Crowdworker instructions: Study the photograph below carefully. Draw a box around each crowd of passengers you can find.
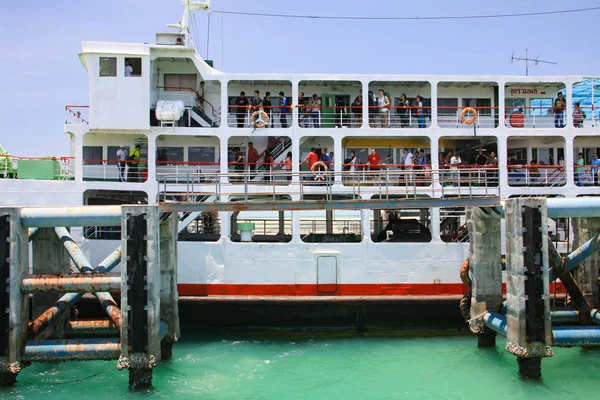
[231,89,428,128]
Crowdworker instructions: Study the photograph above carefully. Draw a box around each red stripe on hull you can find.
[178,283,567,297]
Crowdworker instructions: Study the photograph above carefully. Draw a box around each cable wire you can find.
[212,6,600,21]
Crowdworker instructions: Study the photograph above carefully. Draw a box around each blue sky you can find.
[1,0,598,156]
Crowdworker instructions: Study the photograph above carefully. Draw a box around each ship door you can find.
[321,94,335,128]
[315,252,338,294]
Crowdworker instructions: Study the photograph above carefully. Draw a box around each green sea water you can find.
[2,333,599,400]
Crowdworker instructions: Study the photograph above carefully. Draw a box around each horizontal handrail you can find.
[155,86,216,115]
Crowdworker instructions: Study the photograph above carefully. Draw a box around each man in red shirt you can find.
[247,142,259,175]
[368,148,381,183]
[301,148,320,180]
[368,148,381,171]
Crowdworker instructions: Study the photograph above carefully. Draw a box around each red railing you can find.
[155,86,216,115]
[65,105,89,125]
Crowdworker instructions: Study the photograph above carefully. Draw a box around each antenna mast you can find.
[167,0,211,46]
[511,49,557,76]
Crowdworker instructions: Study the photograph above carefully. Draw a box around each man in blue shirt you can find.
[592,153,600,186]
[279,92,289,128]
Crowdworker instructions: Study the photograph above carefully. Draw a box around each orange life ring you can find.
[461,107,477,125]
[251,110,269,128]
[509,112,525,128]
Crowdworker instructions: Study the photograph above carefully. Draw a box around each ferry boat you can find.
[1,0,599,301]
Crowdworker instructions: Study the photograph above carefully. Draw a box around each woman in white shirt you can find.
[450,153,462,186]
[378,89,390,128]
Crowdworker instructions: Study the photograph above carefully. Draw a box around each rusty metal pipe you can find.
[23,338,120,361]
[98,292,122,330]
[55,227,93,272]
[95,246,122,273]
[64,320,118,336]
[20,206,122,228]
[31,246,123,338]
[21,273,121,294]
[28,227,39,241]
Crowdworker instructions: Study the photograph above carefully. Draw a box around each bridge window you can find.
[157,147,184,165]
[439,206,467,243]
[99,57,116,77]
[83,146,102,165]
[164,74,197,90]
[188,147,216,164]
[180,213,221,242]
[300,210,362,243]
[371,207,431,243]
[124,57,142,77]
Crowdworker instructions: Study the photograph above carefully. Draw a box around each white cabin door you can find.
[316,254,338,294]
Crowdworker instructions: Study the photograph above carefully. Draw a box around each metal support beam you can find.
[64,320,118,337]
[21,274,121,294]
[23,338,120,361]
[120,205,161,389]
[31,246,123,338]
[55,227,93,272]
[0,208,28,386]
[20,206,122,228]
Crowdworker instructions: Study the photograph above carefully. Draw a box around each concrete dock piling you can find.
[466,206,502,347]
[0,205,179,389]
[467,197,600,379]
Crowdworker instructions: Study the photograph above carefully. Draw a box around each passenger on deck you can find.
[486,151,498,185]
[247,142,259,175]
[377,89,390,128]
[281,151,292,181]
[232,147,245,182]
[592,153,600,186]
[127,144,141,183]
[263,149,274,182]
[398,93,409,128]
[335,97,346,128]
[449,152,461,186]
[251,90,262,114]
[575,152,584,186]
[309,94,321,128]
[415,95,425,128]
[116,144,127,183]
[279,92,289,128]
[301,148,319,180]
[234,92,249,128]
[263,91,272,122]
[368,91,377,127]
[368,148,382,181]
[197,81,206,118]
[573,102,585,128]
[553,91,566,128]
[417,150,427,185]
[352,94,362,128]
[297,92,308,127]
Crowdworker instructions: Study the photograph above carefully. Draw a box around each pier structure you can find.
[466,197,600,379]
[0,205,179,388]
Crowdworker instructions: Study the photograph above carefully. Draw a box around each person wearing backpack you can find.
[127,144,141,182]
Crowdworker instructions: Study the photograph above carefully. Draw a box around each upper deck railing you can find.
[65,106,89,125]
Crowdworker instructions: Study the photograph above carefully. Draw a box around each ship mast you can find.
[167,0,211,46]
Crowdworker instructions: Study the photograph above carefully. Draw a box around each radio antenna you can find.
[511,49,557,76]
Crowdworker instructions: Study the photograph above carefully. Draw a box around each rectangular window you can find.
[107,146,130,165]
[438,98,458,116]
[529,98,553,116]
[83,146,103,165]
[157,147,184,164]
[99,57,117,77]
[124,57,142,77]
[164,74,197,91]
[506,98,525,115]
[188,147,216,164]
[463,98,492,116]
